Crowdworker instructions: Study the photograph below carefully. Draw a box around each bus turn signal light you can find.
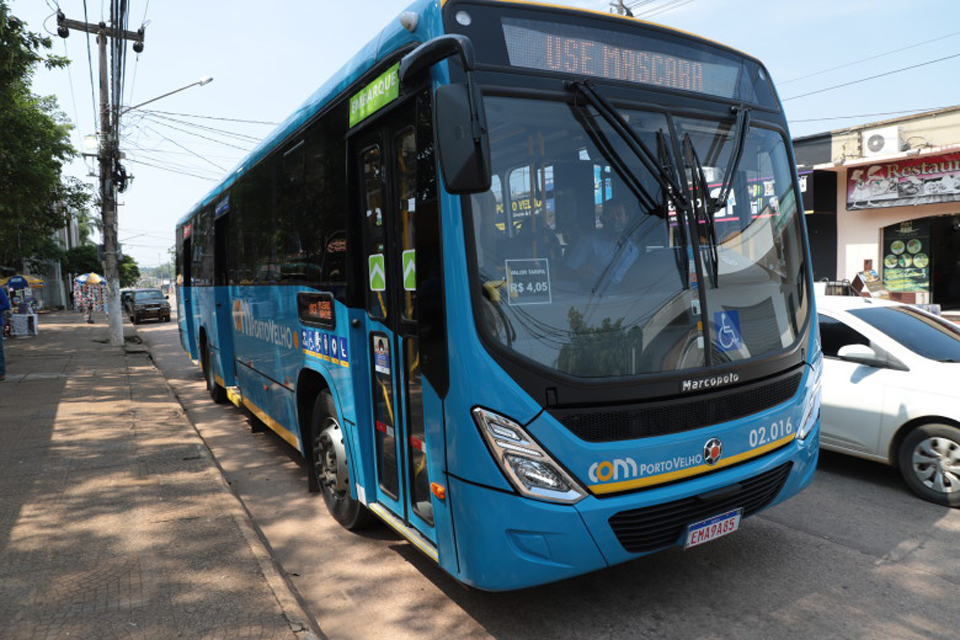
[431,483,446,500]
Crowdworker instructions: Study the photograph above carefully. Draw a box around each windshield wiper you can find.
[680,106,751,288]
[683,134,719,287]
[567,80,694,291]
[568,81,689,212]
[712,106,751,214]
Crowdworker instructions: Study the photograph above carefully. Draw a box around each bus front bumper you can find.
[448,426,817,591]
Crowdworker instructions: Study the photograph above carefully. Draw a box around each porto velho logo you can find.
[588,453,705,484]
[233,299,298,350]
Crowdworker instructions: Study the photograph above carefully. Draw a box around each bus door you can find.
[353,103,436,542]
[180,232,198,358]
[213,209,236,386]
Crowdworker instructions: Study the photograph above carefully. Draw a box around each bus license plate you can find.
[684,508,742,549]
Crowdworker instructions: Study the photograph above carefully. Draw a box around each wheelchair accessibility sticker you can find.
[714,310,743,352]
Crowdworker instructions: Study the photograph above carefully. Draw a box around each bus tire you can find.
[201,341,227,404]
[311,391,372,530]
[898,423,960,507]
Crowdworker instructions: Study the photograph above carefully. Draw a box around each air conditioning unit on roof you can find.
[862,126,902,157]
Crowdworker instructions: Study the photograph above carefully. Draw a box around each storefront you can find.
[794,107,960,311]
[839,150,960,309]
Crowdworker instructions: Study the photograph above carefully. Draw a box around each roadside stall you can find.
[74,273,106,323]
[1,274,43,337]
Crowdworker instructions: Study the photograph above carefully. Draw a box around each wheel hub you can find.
[912,436,960,494]
[316,419,349,498]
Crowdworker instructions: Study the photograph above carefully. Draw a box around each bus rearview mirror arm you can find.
[400,35,491,194]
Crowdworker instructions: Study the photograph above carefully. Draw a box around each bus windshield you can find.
[469,95,808,378]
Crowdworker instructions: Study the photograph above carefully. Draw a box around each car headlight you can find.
[472,407,587,504]
[797,351,822,441]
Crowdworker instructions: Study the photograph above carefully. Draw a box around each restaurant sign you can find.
[847,152,960,210]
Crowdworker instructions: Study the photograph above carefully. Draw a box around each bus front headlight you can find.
[472,407,586,504]
[797,352,822,441]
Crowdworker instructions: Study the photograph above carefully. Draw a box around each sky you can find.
[12,0,960,269]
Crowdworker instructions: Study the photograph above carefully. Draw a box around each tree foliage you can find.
[119,254,140,288]
[61,244,101,276]
[0,2,90,270]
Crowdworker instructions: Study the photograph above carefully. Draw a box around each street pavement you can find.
[0,311,320,640]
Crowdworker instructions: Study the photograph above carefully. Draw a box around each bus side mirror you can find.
[434,83,491,194]
[400,34,491,194]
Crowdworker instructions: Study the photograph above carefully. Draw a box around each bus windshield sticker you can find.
[402,250,417,291]
[374,336,390,375]
[505,258,552,306]
[714,310,744,352]
[301,329,350,368]
[349,62,400,128]
[369,254,387,291]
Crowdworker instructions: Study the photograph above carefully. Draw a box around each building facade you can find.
[794,106,960,310]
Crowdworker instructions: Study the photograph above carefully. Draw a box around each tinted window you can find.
[818,314,870,357]
[134,290,164,301]
[227,101,348,296]
[849,306,960,362]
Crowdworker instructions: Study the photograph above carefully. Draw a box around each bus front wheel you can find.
[311,391,372,530]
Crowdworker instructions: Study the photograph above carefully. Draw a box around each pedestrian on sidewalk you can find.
[0,285,10,380]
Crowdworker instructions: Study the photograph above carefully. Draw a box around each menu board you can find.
[882,221,931,293]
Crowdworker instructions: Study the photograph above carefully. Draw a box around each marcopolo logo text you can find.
[681,372,739,393]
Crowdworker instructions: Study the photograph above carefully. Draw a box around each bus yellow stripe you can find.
[242,397,301,450]
[589,434,796,495]
[368,504,439,562]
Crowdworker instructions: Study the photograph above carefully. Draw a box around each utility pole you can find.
[57,12,144,347]
[612,1,635,17]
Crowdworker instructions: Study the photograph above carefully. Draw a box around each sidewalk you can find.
[0,311,319,639]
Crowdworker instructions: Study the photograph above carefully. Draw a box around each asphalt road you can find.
[135,317,960,640]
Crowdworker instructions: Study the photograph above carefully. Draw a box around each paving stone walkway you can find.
[0,311,318,640]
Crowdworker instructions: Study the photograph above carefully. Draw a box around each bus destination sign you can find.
[502,18,740,98]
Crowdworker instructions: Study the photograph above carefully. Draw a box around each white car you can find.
[816,295,960,507]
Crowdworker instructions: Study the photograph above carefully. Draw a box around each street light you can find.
[120,76,213,115]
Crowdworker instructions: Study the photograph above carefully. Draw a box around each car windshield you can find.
[469,96,808,378]
[849,306,960,362]
[135,290,164,301]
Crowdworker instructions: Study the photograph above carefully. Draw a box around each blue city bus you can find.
[176,0,822,591]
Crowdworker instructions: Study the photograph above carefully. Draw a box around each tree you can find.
[119,255,140,288]
[0,3,91,270]
[61,245,101,276]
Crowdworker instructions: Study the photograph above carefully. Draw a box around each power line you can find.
[125,157,218,181]
[635,0,695,19]
[782,52,960,101]
[137,109,279,126]
[789,107,951,124]
[780,30,960,85]
[82,1,98,125]
[136,111,263,142]
[131,116,255,151]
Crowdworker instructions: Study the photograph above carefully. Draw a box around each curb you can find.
[125,328,325,640]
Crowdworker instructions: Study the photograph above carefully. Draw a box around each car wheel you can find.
[201,342,227,404]
[898,424,960,507]
[310,391,372,530]
[132,314,140,325]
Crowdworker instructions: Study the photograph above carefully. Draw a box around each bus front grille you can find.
[608,462,793,554]
[551,371,803,442]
